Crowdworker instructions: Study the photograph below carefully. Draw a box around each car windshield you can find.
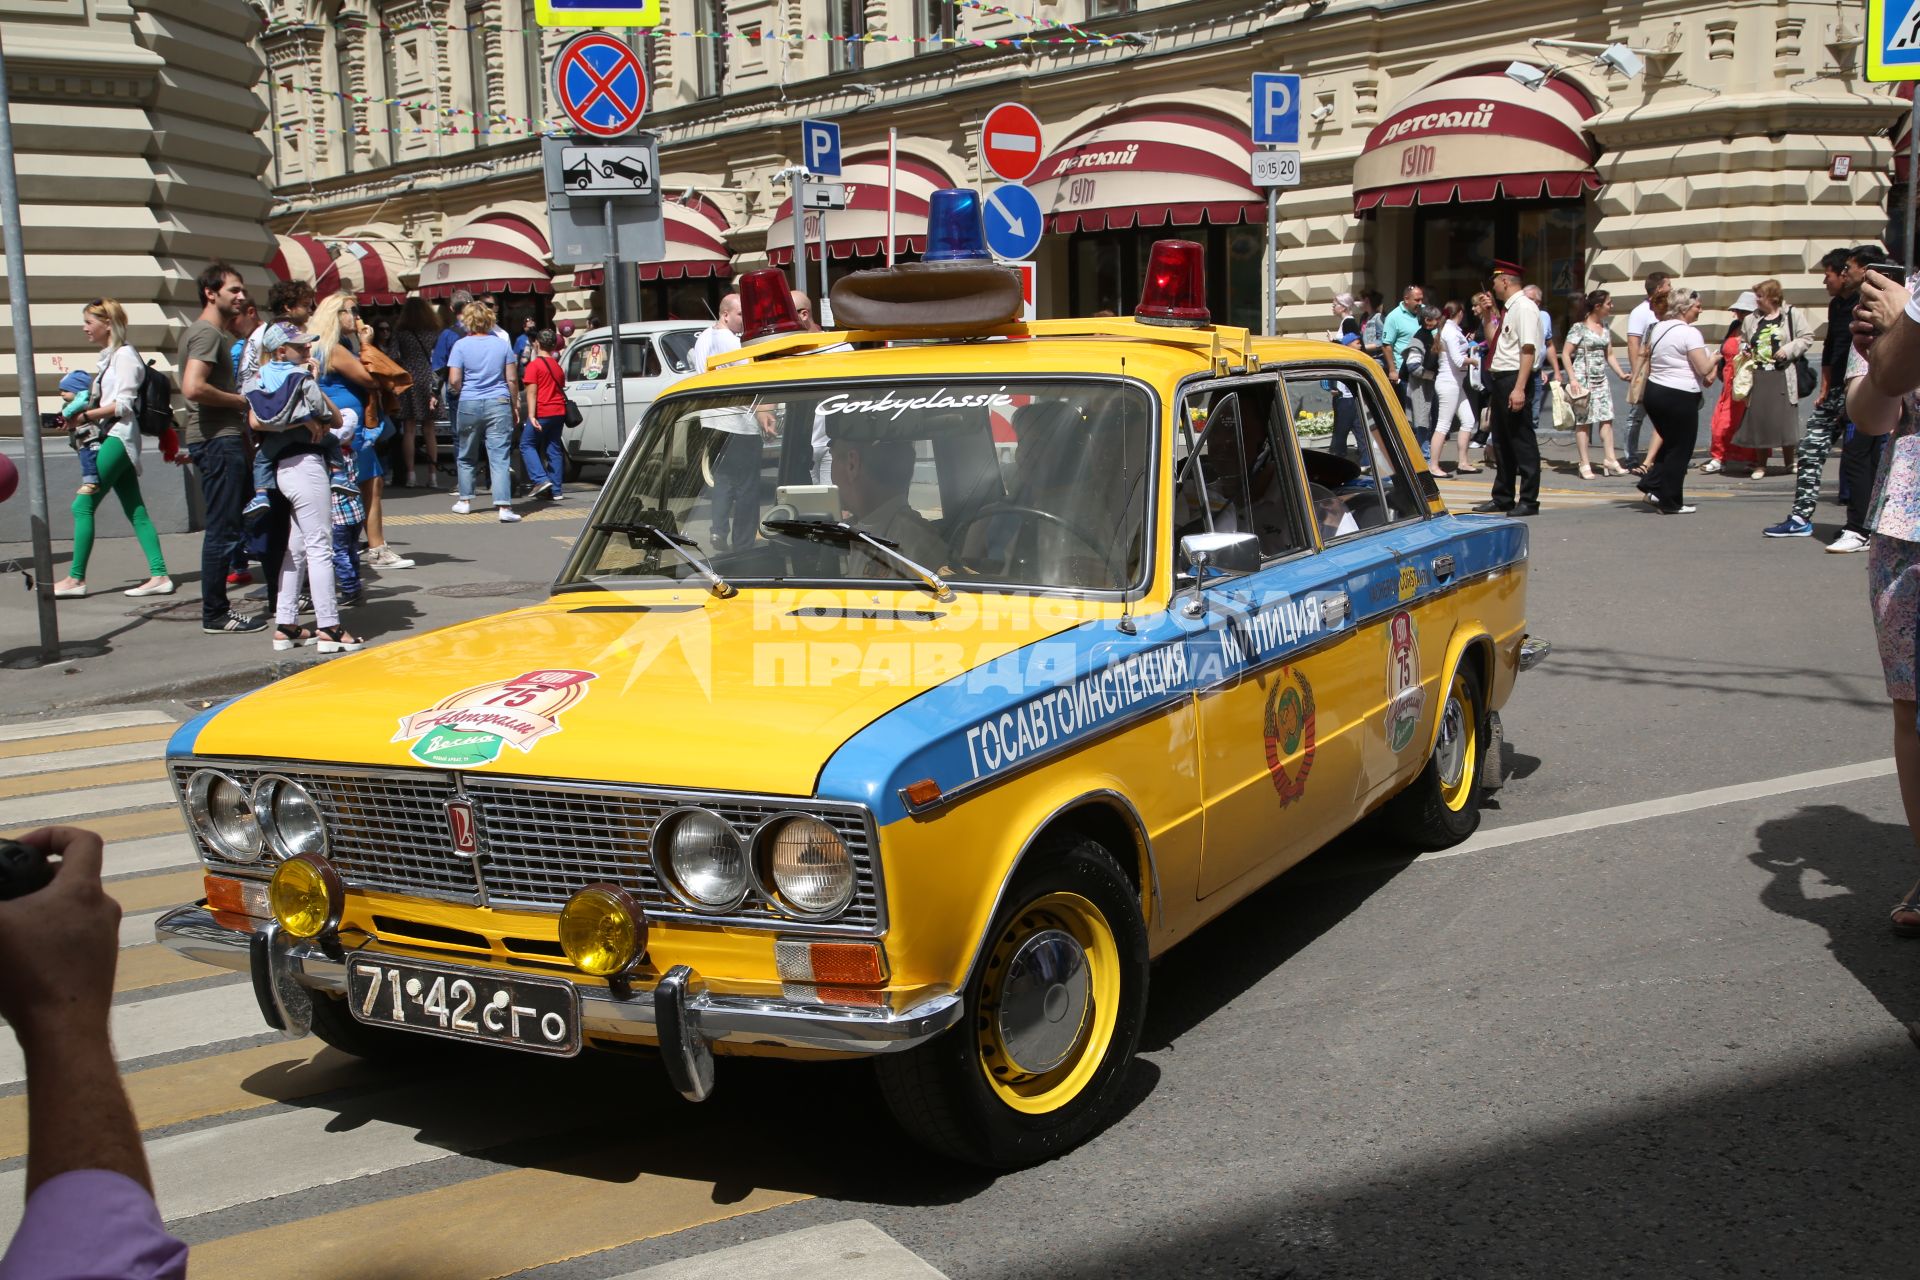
[559,378,1155,594]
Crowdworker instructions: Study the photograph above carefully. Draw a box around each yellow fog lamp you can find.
[559,883,648,977]
[268,852,344,940]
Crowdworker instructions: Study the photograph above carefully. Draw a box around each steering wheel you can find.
[947,502,1119,587]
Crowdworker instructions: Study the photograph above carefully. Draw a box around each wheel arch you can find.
[958,788,1160,996]
[1423,629,1495,758]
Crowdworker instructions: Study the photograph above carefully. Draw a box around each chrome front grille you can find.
[170,762,883,932]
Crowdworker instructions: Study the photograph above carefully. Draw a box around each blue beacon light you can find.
[921,188,992,263]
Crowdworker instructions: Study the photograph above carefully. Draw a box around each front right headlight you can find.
[188,769,263,863]
[761,814,854,919]
[657,807,749,910]
[253,775,326,861]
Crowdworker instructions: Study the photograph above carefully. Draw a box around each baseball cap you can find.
[260,321,319,353]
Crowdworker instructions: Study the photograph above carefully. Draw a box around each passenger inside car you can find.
[830,434,948,573]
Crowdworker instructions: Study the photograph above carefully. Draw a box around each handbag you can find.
[543,356,583,427]
[1566,384,1592,417]
[1730,352,1755,402]
[1629,322,1679,405]
[1549,382,1573,430]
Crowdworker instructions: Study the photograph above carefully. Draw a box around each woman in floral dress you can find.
[1562,290,1629,478]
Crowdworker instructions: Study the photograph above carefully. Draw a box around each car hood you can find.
[180,588,1105,797]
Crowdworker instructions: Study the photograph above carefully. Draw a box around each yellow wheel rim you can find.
[1436,672,1478,813]
[975,891,1121,1115]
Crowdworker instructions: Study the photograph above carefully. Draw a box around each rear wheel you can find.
[563,446,583,484]
[876,837,1148,1168]
[1380,661,1485,849]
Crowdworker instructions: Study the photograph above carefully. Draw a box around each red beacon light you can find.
[1134,239,1211,328]
[739,267,806,342]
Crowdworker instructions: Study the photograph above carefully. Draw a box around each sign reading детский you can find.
[1868,0,1920,81]
[535,0,661,26]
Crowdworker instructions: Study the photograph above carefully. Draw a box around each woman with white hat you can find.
[1700,290,1766,475]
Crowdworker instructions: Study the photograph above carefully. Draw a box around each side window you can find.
[1173,380,1312,560]
[1283,371,1425,542]
[622,338,661,378]
[567,341,609,383]
[659,330,699,374]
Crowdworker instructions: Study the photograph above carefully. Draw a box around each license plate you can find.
[346,958,580,1056]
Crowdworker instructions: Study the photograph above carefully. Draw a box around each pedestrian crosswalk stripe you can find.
[0,721,173,762]
[105,833,203,878]
[183,1160,808,1280]
[0,758,166,800]
[107,868,204,915]
[0,709,172,743]
[0,778,177,828]
[0,979,260,1087]
[0,737,166,780]
[119,908,167,949]
[47,805,183,844]
[611,1219,951,1280]
[116,942,224,995]
[0,1042,374,1164]
[386,506,585,527]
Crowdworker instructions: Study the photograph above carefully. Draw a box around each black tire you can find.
[1379,661,1485,850]
[307,993,445,1063]
[876,837,1148,1168]
[563,447,583,484]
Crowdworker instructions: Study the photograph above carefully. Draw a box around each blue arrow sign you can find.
[982,183,1042,262]
[802,119,842,177]
[1251,72,1301,145]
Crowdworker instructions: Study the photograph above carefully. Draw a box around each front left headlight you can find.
[253,775,327,861]
[188,769,263,863]
[760,814,854,918]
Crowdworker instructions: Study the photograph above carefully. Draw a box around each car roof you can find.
[567,321,710,344]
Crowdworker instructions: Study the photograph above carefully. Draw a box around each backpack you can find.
[133,359,175,437]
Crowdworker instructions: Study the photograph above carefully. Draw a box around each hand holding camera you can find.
[0,828,120,1044]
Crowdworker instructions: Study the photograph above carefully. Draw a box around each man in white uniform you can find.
[690,295,764,550]
[1474,260,1542,518]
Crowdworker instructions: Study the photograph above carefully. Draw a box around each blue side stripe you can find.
[817,513,1525,825]
[166,694,248,759]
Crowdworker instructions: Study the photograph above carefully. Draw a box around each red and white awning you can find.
[576,195,733,287]
[419,211,554,299]
[1024,107,1264,234]
[267,233,348,300]
[765,149,961,265]
[324,234,416,306]
[1352,71,1600,210]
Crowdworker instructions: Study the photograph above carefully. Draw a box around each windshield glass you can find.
[560,378,1155,594]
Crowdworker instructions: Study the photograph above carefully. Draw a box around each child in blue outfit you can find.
[58,368,100,495]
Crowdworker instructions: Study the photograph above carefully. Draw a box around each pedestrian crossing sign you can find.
[535,0,660,26]
[1870,0,1920,81]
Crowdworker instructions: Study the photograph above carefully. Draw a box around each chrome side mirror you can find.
[1178,532,1260,618]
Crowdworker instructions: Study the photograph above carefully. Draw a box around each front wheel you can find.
[1379,661,1485,849]
[307,992,445,1063]
[876,837,1148,1168]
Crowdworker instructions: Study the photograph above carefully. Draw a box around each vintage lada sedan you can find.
[158,227,1542,1169]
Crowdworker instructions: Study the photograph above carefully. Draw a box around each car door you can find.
[1278,366,1446,808]
[1177,375,1365,902]
[564,338,613,458]
[610,335,663,443]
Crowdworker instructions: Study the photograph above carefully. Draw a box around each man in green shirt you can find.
[1380,284,1426,412]
[179,262,264,635]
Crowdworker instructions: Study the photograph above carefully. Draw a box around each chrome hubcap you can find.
[1436,694,1467,789]
[996,928,1090,1075]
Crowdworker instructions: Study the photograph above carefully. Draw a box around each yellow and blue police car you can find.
[158,192,1544,1169]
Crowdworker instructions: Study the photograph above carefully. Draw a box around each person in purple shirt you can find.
[0,827,187,1280]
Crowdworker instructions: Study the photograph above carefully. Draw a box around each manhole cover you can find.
[130,600,205,622]
[427,581,549,599]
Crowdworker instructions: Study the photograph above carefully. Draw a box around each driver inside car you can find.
[830,434,948,575]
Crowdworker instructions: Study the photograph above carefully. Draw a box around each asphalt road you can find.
[2,463,1909,1279]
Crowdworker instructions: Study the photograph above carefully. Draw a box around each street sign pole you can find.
[1909,96,1918,275]
[794,194,808,321]
[1265,188,1278,338]
[816,209,829,318]
[0,27,57,662]
[604,197,628,445]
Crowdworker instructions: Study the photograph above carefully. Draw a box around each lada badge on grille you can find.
[445,800,478,856]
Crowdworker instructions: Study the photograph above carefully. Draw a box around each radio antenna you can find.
[1116,355,1140,636]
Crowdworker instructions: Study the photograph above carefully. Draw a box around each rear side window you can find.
[1173,379,1312,562]
[659,330,699,374]
[1283,371,1425,542]
[566,338,659,381]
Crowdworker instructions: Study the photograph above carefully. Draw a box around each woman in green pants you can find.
[54,298,173,598]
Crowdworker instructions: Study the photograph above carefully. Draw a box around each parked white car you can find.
[559,321,707,476]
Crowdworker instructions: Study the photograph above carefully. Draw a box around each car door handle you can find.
[1430,554,1455,580]
[1319,593,1349,625]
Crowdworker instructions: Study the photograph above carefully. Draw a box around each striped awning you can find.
[1024,107,1264,234]
[576,195,732,287]
[765,148,961,265]
[267,233,348,300]
[1353,72,1600,211]
[418,211,554,299]
[324,233,417,306]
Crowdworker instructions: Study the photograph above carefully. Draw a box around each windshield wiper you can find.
[590,521,736,599]
[762,518,955,603]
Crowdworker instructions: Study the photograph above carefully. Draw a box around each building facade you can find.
[1,0,271,432]
[256,0,1897,342]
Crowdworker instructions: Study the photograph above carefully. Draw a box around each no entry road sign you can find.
[552,32,648,138]
[981,103,1043,183]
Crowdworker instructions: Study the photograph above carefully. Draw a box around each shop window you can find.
[520,0,544,122]
[831,0,865,74]
[1088,0,1133,15]
[1281,372,1423,542]
[329,18,355,175]
[1175,380,1311,560]
[1408,198,1589,337]
[1066,226,1258,327]
[376,18,401,155]
[466,0,491,137]
[694,0,727,98]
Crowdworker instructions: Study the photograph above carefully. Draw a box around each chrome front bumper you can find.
[156,905,962,1094]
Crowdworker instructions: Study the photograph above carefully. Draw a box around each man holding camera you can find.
[0,828,187,1278]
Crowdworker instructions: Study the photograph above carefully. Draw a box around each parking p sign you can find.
[802,119,842,177]
[1252,72,1301,146]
